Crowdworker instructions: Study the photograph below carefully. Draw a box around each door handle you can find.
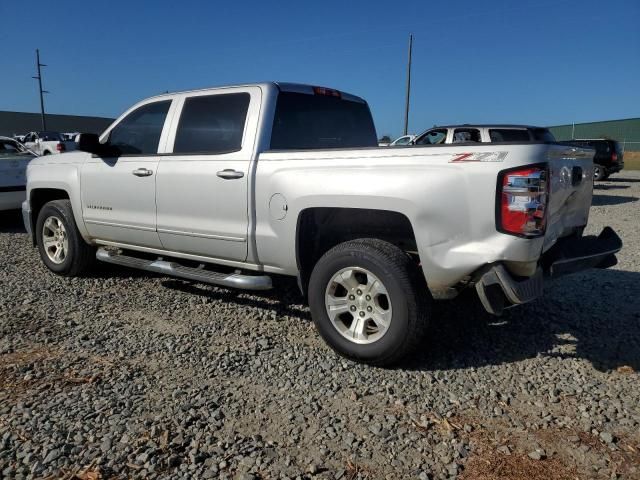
[132,168,153,177]
[216,169,244,179]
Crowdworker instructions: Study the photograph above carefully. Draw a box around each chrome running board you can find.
[96,248,272,291]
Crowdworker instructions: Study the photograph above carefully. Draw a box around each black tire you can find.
[43,151,51,155]
[308,238,431,366]
[35,199,95,276]
[594,165,607,181]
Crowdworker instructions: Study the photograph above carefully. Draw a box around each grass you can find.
[623,151,640,170]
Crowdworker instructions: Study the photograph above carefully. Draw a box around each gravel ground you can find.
[1,172,639,480]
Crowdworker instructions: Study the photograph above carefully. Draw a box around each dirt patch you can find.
[460,451,578,480]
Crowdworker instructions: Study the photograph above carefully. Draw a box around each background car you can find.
[561,139,624,180]
[411,124,556,145]
[22,131,77,155]
[389,134,416,146]
[0,136,37,210]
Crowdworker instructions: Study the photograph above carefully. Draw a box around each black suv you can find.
[562,139,624,180]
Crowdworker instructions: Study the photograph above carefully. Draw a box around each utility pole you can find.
[403,34,413,136]
[33,49,49,131]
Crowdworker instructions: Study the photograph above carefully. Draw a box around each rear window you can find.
[39,132,63,142]
[270,92,377,150]
[489,129,531,142]
[586,141,610,154]
[174,93,250,154]
[531,128,555,142]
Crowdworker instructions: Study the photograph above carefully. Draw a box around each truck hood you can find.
[29,150,89,166]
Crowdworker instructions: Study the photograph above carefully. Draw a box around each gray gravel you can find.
[1,172,640,480]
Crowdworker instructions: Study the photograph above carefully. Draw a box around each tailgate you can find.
[543,145,594,252]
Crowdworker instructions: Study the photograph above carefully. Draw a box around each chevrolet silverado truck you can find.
[22,82,622,366]
[22,131,76,156]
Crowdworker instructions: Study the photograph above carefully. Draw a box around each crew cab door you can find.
[81,99,174,248]
[155,87,261,261]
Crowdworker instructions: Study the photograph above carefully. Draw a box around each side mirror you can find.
[77,133,101,153]
[77,133,119,157]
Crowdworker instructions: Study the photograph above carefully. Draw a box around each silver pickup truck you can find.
[22,82,622,365]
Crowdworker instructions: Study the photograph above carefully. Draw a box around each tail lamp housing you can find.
[496,164,549,238]
[56,142,66,153]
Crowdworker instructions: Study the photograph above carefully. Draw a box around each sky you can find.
[0,0,638,139]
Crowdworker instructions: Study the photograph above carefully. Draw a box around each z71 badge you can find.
[450,151,508,163]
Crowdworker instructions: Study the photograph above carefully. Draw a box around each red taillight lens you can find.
[497,165,548,237]
[612,152,618,162]
[56,142,65,152]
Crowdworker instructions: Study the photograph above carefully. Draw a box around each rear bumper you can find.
[608,163,624,174]
[475,227,622,315]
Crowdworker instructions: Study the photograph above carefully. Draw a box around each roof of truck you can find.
[431,124,548,129]
[145,82,367,103]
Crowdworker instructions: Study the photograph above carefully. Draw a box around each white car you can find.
[389,134,415,146]
[22,131,76,156]
[0,137,37,210]
[412,124,556,145]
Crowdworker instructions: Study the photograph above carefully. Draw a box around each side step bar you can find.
[96,248,272,291]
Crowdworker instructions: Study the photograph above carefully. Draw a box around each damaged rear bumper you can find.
[475,227,622,315]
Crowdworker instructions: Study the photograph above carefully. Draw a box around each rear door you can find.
[81,99,174,248]
[155,87,261,261]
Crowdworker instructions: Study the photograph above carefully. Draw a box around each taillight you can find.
[612,152,618,162]
[56,142,65,152]
[497,165,548,237]
[313,86,341,98]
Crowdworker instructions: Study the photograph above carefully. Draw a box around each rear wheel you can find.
[36,200,95,276]
[594,165,607,181]
[308,238,430,366]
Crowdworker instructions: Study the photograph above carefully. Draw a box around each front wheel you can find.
[308,239,430,366]
[36,200,95,276]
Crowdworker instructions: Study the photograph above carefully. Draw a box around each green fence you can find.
[548,118,640,151]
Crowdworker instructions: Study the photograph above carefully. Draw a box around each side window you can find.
[109,100,171,155]
[452,128,481,143]
[173,93,250,154]
[489,129,530,142]
[415,129,448,145]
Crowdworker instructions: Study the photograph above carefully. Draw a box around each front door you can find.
[155,88,260,262]
[81,99,173,248]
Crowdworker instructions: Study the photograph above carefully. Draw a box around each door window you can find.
[489,129,530,142]
[173,93,250,154]
[109,100,171,155]
[452,128,481,143]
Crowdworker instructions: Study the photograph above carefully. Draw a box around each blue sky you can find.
[0,0,638,138]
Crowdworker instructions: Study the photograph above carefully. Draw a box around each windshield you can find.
[415,129,447,145]
[270,92,377,150]
[39,131,64,142]
[0,139,24,154]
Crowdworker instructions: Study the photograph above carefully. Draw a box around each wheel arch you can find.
[295,207,422,295]
[29,188,70,245]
